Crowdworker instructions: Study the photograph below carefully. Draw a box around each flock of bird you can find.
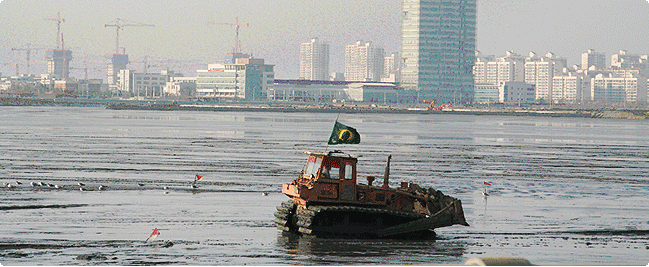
[2,175,271,196]
[2,180,109,191]
[1,180,165,191]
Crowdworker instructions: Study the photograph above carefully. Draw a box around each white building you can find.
[164,76,196,97]
[524,60,553,101]
[381,52,400,83]
[552,73,582,103]
[196,57,274,101]
[474,51,525,85]
[581,49,606,70]
[118,70,172,98]
[501,82,536,104]
[267,79,414,104]
[524,52,567,102]
[474,52,493,84]
[268,80,349,102]
[499,51,526,83]
[299,38,330,81]
[591,73,647,103]
[344,41,385,82]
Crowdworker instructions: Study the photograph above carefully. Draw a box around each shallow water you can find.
[1,106,648,265]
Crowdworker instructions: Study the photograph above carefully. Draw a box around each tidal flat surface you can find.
[1,106,648,265]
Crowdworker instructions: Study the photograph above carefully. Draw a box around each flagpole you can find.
[325,107,343,153]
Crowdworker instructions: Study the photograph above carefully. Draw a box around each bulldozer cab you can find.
[301,151,358,201]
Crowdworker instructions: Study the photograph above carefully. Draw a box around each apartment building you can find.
[344,41,385,82]
[299,38,330,81]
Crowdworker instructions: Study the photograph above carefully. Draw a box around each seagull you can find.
[482,190,489,197]
[78,182,86,186]
[261,192,269,196]
[79,187,85,191]
[15,181,22,185]
[191,184,199,189]
[138,183,145,187]
[30,182,37,187]
[37,181,44,186]
[2,182,8,187]
[163,186,169,190]
[54,185,61,189]
[7,183,13,188]
[98,185,105,191]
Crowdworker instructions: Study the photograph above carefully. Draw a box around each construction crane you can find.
[44,11,65,49]
[11,44,45,75]
[132,55,161,73]
[209,17,249,54]
[70,62,102,80]
[104,18,155,54]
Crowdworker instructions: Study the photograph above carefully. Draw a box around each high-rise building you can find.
[524,52,567,102]
[382,52,400,83]
[474,51,525,85]
[107,54,129,90]
[591,73,647,103]
[344,41,385,82]
[611,50,640,69]
[581,49,606,70]
[46,49,72,80]
[525,60,553,101]
[400,0,476,104]
[552,73,582,103]
[299,38,330,81]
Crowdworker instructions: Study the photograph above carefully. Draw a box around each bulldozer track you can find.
[277,204,431,237]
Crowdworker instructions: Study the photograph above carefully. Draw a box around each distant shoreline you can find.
[1,95,648,119]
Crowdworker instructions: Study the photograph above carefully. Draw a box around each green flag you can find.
[328,121,361,145]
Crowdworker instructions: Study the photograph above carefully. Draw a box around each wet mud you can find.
[1,106,648,265]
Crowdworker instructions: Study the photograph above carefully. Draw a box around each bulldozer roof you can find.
[303,150,361,159]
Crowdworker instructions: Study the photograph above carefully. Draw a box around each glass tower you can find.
[400,0,476,104]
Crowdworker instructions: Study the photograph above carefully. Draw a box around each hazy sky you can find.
[1,0,649,79]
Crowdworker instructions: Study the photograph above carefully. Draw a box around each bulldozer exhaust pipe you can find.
[383,155,391,188]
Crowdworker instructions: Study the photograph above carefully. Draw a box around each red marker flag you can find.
[484,181,492,186]
[195,175,203,182]
[145,228,160,243]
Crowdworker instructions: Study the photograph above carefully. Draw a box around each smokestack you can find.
[382,155,391,188]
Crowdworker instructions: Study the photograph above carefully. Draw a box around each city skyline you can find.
[1,0,649,80]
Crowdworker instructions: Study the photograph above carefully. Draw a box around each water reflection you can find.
[276,232,467,265]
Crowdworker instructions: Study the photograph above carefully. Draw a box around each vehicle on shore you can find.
[274,150,469,238]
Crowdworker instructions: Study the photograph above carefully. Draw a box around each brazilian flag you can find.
[328,121,361,145]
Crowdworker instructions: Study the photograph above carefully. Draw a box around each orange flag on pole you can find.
[145,228,160,243]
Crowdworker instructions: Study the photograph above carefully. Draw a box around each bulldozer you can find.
[274,150,469,238]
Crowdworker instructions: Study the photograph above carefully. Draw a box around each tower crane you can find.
[209,17,249,54]
[70,62,102,80]
[44,11,65,49]
[11,44,45,75]
[104,18,155,54]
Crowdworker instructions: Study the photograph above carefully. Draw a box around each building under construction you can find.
[46,49,72,80]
